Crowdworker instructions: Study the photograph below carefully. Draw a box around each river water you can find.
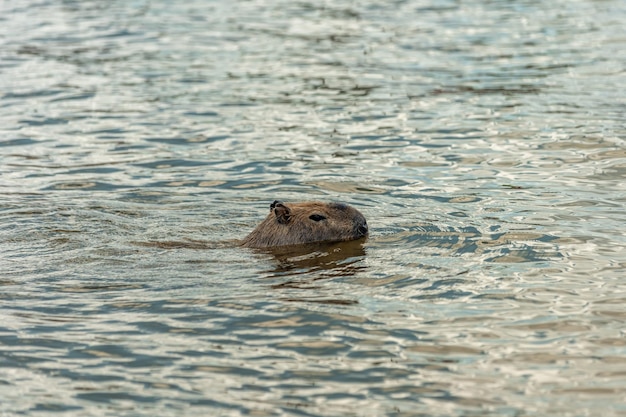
[1,0,625,416]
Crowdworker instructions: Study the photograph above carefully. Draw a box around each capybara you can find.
[242,200,368,248]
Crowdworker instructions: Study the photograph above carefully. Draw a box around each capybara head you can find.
[241,200,368,248]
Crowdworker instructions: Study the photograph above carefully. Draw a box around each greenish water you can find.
[1,0,625,416]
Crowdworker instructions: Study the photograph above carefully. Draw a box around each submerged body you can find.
[242,200,368,248]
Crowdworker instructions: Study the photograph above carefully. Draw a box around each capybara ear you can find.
[270,200,283,211]
[273,202,292,224]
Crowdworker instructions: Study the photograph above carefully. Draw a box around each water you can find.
[1,0,625,415]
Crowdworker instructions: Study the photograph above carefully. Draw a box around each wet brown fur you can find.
[241,200,368,248]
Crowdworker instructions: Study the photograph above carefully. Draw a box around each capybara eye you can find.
[309,214,326,222]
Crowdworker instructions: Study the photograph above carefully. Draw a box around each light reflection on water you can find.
[1,0,626,415]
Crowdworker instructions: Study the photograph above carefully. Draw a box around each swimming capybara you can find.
[241,200,368,248]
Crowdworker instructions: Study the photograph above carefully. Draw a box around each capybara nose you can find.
[357,221,368,237]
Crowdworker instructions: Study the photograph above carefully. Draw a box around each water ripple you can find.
[1,0,625,415]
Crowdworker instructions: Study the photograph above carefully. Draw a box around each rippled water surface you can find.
[1,0,625,415]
